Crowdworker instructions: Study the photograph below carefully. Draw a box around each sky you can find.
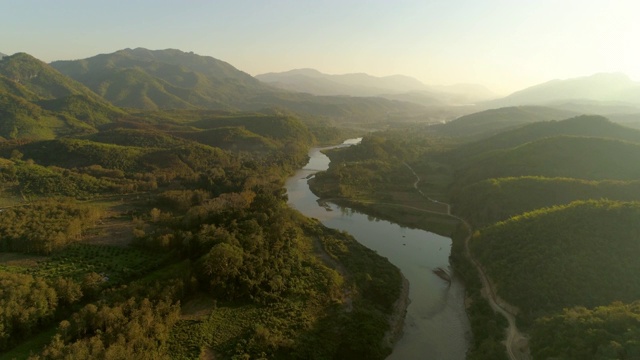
[1,0,639,94]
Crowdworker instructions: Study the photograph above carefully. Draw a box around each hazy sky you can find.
[2,0,638,94]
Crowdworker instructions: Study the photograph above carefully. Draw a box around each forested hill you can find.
[530,301,640,359]
[0,53,110,104]
[453,177,640,227]
[0,54,125,139]
[429,105,577,139]
[51,48,268,110]
[50,48,427,122]
[446,115,640,226]
[470,200,640,323]
[452,136,640,188]
[447,115,640,161]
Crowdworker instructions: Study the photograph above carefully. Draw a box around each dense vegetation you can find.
[530,301,640,359]
[451,136,640,189]
[5,46,640,359]
[453,176,640,227]
[0,199,102,254]
[470,200,640,323]
[309,113,640,359]
[0,49,410,359]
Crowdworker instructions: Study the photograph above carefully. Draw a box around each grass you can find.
[22,243,170,284]
[168,301,287,360]
[0,195,27,208]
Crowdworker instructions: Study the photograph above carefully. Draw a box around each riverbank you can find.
[312,194,459,237]
[383,273,410,348]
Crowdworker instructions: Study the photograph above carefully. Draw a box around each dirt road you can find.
[403,162,530,360]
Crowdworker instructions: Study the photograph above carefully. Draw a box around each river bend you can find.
[285,139,471,359]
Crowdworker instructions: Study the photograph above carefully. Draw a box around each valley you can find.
[0,46,639,360]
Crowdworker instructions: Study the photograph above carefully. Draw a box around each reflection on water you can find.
[285,139,471,360]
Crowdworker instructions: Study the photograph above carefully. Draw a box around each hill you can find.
[470,200,640,323]
[530,301,640,359]
[0,53,109,103]
[488,72,640,107]
[453,136,640,188]
[447,115,640,160]
[430,106,577,139]
[0,54,126,139]
[453,176,640,227]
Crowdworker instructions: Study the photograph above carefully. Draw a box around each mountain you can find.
[0,52,6,59]
[0,53,111,103]
[448,115,640,159]
[51,48,270,110]
[430,106,577,139]
[257,68,496,105]
[470,199,640,322]
[51,48,427,122]
[0,53,124,139]
[488,73,640,107]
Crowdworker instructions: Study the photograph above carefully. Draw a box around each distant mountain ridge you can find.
[448,115,640,161]
[431,106,577,139]
[488,72,640,107]
[256,68,497,105]
[49,48,427,121]
[51,48,270,110]
[257,68,429,95]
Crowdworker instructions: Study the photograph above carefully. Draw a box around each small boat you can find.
[432,266,451,284]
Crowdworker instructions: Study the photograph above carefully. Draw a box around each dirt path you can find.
[402,162,451,215]
[402,162,530,360]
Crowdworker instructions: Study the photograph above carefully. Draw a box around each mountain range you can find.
[486,73,640,108]
[256,68,498,105]
[48,48,427,122]
[1,47,638,141]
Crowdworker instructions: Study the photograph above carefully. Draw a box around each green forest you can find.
[0,51,410,360]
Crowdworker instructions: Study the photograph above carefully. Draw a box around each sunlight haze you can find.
[1,0,638,94]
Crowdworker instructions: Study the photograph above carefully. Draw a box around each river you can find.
[285,139,471,359]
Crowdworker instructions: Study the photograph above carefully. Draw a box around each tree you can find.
[199,242,244,296]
